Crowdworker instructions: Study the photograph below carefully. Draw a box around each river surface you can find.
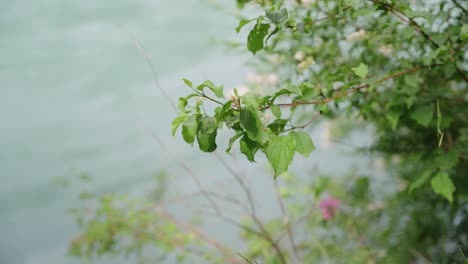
[0,1,384,263]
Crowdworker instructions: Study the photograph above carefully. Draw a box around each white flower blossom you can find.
[268,54,281,64]
[294,51,306,61]
[378,44,393,56]
[346,29,367,41]
[246,72,279,87]
[266,74,279,86]
[300,0,315,7]
[225,85,249,100]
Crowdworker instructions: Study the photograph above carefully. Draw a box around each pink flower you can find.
[319,197,340,220]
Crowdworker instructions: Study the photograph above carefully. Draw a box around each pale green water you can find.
[0,1,383,263]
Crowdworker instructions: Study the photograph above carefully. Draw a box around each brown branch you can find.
[284,111,322,132]
[276,65,431,109]
[156,207,244,264]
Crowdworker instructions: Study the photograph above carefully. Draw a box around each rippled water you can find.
[0,1,382,263]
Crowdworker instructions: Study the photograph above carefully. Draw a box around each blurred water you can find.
[0,1,386,263]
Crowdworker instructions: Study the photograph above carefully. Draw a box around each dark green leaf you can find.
[411,104,433,127]
[247,23,270,55]
[240,135,260,162]
[197,116,218,152]
[290,131,315,157]
[240,107,259,140]
[435,148,460,170]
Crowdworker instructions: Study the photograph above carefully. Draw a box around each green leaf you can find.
[266,8,288,25]
[461,24,468,41]
[198,80,224,98]
[265,135,296,178]
[226,132,243,154]
[431,171,455,203]
[178,97,188,112]
[351,63,368,79]
[411,104,433,127]
[435,148,460,170]
[271,105,281,118]
[197,117,218,152]
[240,107,260,140]
[247,22,270,55]
[183,78,194,88]
[386,109,402,130]
[286,85,302,95]
[240,135,260,162]
[182,115,198,144]
[236,19,255,33]
[409,170,433,192]
[172,113,187,136]
[290,131,315,157]
[344,0,363,10]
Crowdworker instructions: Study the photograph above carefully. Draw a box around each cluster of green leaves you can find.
[172,78,316,177]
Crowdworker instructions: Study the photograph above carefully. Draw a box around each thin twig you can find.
[274,180,302,263]
[276,65,433,109]
[214,153,288,264]
[121,28,178,112]
[156,207,244,264]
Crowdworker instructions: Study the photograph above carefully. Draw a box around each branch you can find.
[277,65,433,109]
[284,111,322,132]
[274,180,302,263]
[214,153,288,264]
[156,207,244,264]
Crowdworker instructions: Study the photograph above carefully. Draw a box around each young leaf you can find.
[345,0,363,10]
[247,23,270,55]
[351,63,369,79]
[430,171,455,203]
[183,78,194,88]
[271,104,281,118]
[290,131,315,157]
[171,113,187,136]
[411,104,433,127]
[386,109,402,130]
[265,8,288,25]
[182,115,198,144]
[197,116,218,152]
[266,135,296,178]
[199,80,224,98]
[240,135,260,162]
